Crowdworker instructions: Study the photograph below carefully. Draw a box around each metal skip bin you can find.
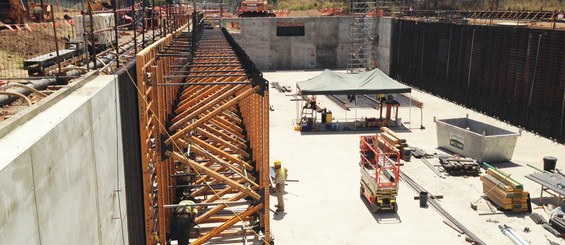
[435,115,520,163]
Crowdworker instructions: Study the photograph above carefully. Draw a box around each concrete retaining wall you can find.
[0,75,129,244]
[222,17,393,73]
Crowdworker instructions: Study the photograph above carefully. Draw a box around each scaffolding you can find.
[347,0,406,73]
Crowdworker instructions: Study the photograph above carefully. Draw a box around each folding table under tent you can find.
[296,69,417,131]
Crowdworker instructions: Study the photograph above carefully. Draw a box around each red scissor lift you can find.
[359,134,400,213]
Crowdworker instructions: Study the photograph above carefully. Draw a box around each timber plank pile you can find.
[380,127,410,161]
[439,156,481,176]
[480,164,530,212]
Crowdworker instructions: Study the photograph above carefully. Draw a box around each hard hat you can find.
[274,160,281,166]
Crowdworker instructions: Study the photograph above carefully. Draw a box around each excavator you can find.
[237,0,275,17]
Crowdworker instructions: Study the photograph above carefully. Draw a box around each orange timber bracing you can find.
[135,12,271,244]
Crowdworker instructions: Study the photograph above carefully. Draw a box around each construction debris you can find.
[439,155,481,176]
[543,223,562,237]
[270,82,291,93]
[410,147,428,159]
[480,163,530,213]
[530,213,548,224]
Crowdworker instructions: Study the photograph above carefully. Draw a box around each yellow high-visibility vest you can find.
[177,200,198,215]
[275,167,287,184]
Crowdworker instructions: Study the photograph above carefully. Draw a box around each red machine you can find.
[359,134,400,213]
[237,0,275,17]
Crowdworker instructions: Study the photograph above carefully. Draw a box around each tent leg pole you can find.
[409,92,412,130]
[355,95,357,130]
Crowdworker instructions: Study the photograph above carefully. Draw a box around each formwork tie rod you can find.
[164,201,250,208]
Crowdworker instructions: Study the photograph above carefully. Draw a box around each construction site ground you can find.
[266,70,565,245]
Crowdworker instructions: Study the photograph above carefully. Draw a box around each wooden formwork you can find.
[135,16,270,244]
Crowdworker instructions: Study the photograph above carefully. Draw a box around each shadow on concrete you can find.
[486,161,522,169]
[299,123,412,136]
[375,212,402,224]
[530,197,559,207]
[273,211,287,220]
[359,195,402,224]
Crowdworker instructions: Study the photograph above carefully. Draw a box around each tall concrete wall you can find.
[375,17,392,74]
[0,75,129,244]
[222,17,393,73]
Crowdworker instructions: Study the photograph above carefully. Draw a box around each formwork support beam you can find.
[168,151,261,201]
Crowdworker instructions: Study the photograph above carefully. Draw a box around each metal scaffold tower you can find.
[348,0,376,73]
[347,0,406,73]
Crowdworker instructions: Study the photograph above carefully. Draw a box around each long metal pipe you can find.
[400,170,486,245]
[499,225,528,245]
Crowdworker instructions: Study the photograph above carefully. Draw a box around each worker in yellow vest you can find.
[274,160,287,212]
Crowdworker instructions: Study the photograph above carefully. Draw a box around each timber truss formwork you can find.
[135,12,270,244]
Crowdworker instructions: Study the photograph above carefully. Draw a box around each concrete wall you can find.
[0,75,128,244]
[375,17,392,74]
[222,16,393,73]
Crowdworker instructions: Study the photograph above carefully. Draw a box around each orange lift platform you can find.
[359,134,400,213]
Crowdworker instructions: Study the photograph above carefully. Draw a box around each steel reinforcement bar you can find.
[135,12,270,244]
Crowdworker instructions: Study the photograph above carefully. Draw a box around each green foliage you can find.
[273,0,564,11]
[274,0,345,11]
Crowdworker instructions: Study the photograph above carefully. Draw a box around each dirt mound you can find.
[0,29,66,58]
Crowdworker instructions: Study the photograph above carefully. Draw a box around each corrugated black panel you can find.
[391,20,565,143]
[116,60,146,244]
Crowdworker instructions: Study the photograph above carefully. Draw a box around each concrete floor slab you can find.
[266,70,565,245]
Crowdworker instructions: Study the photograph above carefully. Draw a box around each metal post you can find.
[420,28,425,88]
[113,0,120,68]
[152,0,155,42]
[467,28,476,91]
[159,1,163,37]
[560,86,565,142]
[87,0,97,69]
[142,0,146,48]
[132,4,137,53]
[81,0,89,72]
[526,34,543,124]
[51,10,62,80]
[553,11,557,30]
[445,27,452,82]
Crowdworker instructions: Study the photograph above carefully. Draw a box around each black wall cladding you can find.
[390,20,565,143]
[116,60,146,244]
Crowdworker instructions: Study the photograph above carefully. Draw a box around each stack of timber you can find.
[438,155,481,176]
[480,165,530,212]
[380,127,411,161]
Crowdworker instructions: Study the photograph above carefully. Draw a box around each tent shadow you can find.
[298,122,413,135]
